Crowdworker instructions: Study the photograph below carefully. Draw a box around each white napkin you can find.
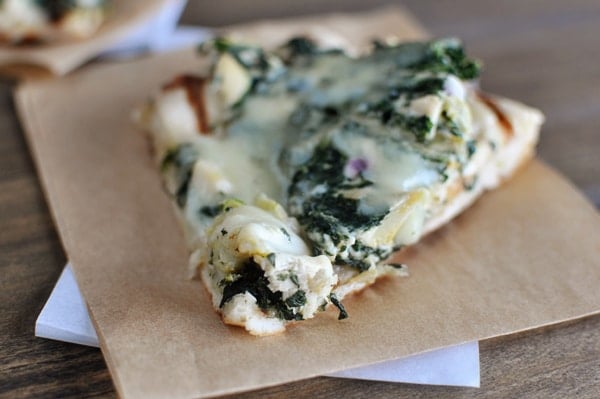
[36,265,99,347]
[37,264,480,387]
[33,1,480,387]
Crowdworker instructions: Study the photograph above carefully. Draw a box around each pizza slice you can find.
[136,36,544,335]
[0,0,108,44]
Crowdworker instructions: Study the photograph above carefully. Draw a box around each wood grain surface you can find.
[1,1,598,397]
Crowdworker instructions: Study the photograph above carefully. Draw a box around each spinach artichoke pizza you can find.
[0,0,108,44]
[136,37,544,335]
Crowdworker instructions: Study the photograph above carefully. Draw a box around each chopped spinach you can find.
[287,143,393,270]
[372,41,431,68]
[174,170,193,207]
[289,272,300,288]
[389,76,446,100]
[285,290,307,307]
[211,37,231,53]
[395,115,434,143]
[371,39,481,81]
[409,39,481,80]
[289,143,387,233]
[335,255,370,272]
[278,37,344,65]
[308,193,384,232]
[266,253,277,266]
[160,144,198,207]
[336,241,392,272]
[280,227,291,241]
[366,99,433,142]
[219,260,303,321]
[200,204,223,218]
[208,37,269,71]
[439,110,462,137]
[275,271,300,288]
[329,293,348,320]
[160,143,196,171]
[284,37,318,56]
[467,140,477,158]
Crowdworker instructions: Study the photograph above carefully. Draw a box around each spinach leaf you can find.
[285,290,307,308]
[289,143,386,232]
[160,144,198,208]
[200,204,223,218]
[410,40,481,80]
[367,99,433,142]
[219,260,303,321]
[329,293,348,320]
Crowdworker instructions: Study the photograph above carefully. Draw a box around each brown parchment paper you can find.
[15,6,600,399]
[0,0,174,76]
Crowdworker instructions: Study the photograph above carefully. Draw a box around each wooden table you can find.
[1,1,598,397]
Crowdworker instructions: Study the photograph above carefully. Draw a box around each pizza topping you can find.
[160,143,198,207]
[138,36,543,334]
[0,0,108,44]
[329,293,348,320]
